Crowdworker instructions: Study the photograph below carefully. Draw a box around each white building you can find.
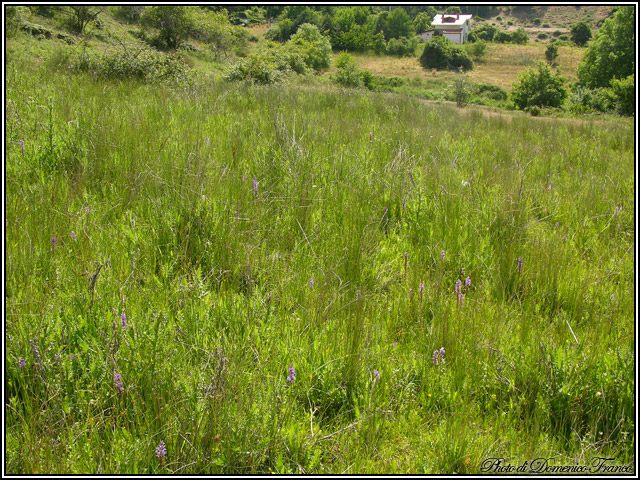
[431,13,473,44]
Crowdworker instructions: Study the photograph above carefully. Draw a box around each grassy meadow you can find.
[5,23,636,475]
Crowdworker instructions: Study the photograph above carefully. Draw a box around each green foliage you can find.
[288,23,332,71]
[452,70,471,107]
[545,43,559,64]
[419,36,474,71]
[494,30,513,43]
[532,18,542,25]
[334,52,364,87]
[67,6,102,34]
[115,5,145,23]
[570,21,592,46]
[385,7,413,40]
[413,11,435,34]
[468,24,496,42]
[265,7,320,42]
[464,39,487,60]
[511,61,568,110]
[190,9,248,58]
[225,42,307,84]
[537,32,548,40]
[577,6,634,88]
[610,74,635,116]
[511,27,529,44]
[141,6,195,50]
[329,7,375,52]
[5,6,25,36]
[72,45,191,83]
[473,83,508,101]
[566,85,616,114]
[385,36,418,57]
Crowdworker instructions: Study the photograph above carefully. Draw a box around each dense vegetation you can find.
[4,5,636,474]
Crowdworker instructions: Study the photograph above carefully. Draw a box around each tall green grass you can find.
[5,46,634,474]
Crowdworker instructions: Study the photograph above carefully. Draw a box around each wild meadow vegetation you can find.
[4,5,635,475]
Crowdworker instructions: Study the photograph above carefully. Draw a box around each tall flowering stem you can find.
[253,176,258,198]
[156,440,166,464]
[287,364,296,384]
[432,347,445,366]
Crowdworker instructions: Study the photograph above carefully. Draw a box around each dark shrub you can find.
[419,36,474,71]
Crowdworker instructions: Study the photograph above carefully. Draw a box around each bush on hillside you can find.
[494,30,512,43]
[511,61,567,110]
[334,52,364,88]
[419,36,474,71]
[116,5,145,23]
[468,24,496,42]
[577,6,634,89]
[570,21,592,46]
[288,23,331,71]
[141,6,195,50]
[474,83,508,101]
[224,42,307,85]
[73,46,191,83]
[545,43,559,64]
[610,74,634,116]
[566,85,616,114]
[265,18,296,42]
[465,39,487,60]
[512,27,529,44]
[386,36,418,57]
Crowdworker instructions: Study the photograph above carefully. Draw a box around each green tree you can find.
[570,21,592,46]
[511,62,567,110]
[141,6,194,49]
[545,43,559,64]
[511,27,529,44]
[385,7,413,40]
[335,52,364,87]
[413,9,436,33]
[577,6,634,88]
[68,6,102,34]
[329,7,373,51]
[288,23,332,71]
[610,74,634,116]
[419,36,474,71]
[465,39,487,60]
[386,36,418,57]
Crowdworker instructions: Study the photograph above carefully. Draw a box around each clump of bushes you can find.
[566,85,616,114]
[386,36,418,57]
[287,23,331,72]
[334,52,366,88]
[73,46,191,83]
[610,74,634,115]
[224,42,306,85]
[225,25,332,85]
[511,61,567,110]
[419,36,474,71]
[465,39,487,60]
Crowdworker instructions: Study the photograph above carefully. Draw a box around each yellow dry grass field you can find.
[329,43,584,91]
